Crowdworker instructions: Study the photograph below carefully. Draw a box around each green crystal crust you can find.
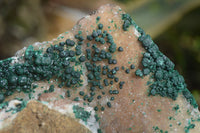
[0,42,84,98]
[0,98,27,114]
[121,13,198,108]
[73,105,91,123]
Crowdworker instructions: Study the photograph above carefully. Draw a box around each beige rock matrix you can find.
[0,4,199,133]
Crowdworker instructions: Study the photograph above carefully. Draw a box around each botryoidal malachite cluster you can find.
[0,43,85,100]
[122,14,198,108]
[0,16,127,114]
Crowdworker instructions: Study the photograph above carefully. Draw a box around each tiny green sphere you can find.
[109,90,113,94]
[97,129,102,133]
[155,70,163,80]
[156,57,164,66]
[94,106,98,111]
[125,69,130,74]
[66,90,71,97]
[99,38,105,44]
[44,90,49,93]
[65,67,72,74]
[59,41,65,46]
[102,70,107,75]
[110,97,115,101]
[74,34,79,39]
[73,72,81,78]
[150,89,157,96]
[35,57,41,65]
[101,107,105,111]
[111,69,116,74]
[130,64,135,69]
[110,81,114,85]
[98,23,103,29]
[42,57,52,65]
[118,47,123,52]
[97,95,102,99]
[46,47,54,53]
[96,16,100,21]
[103,66,107,70]
[69,51,75,57]
[78,41,83,45]
[107,102,112,108]
[92,31,98,38]
[112,59,117,64]
[0,94,5,103]
[16,67,24,75]
[90,92,95,96]
[87,35,93,41]
[95,37,100,42]
[66,39,75,46]
[78,36,84,41]
[90,86,95,91]
[71,79,78,85]
[87,43,90,47]
[112,90,119,94]
[119,81,125,86]
[135,69,143,77]
[8,75,18,85]
[114,67,119,71]
[97,30,102,35]
[103,79,109,86]
[119,81,125,89]
[114,77,119,82]
[76,50,82,55]
[88,97,93,102]
[62,60,70,67]
[83,95,89,101]
[143,68,150,75]
[99,85,103,89]
[87,73,94,80]
[108,59,112,64]
[167,88,173,94]
[18,76,27,86]
[49,85,54,92]
[79,91,85,96]
[79,56,86,62]
[109,43,117,53]
[74,97,79,101]
[16,86,21,92]
[66,81,71,87]
[59,51,67,58]
[142,34,153,47]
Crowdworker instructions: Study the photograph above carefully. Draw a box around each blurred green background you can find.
[0,0,200,105]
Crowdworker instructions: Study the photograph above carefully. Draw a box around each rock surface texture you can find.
[0,4,200,133]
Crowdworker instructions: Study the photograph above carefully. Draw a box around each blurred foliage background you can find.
[0,0,200,105]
